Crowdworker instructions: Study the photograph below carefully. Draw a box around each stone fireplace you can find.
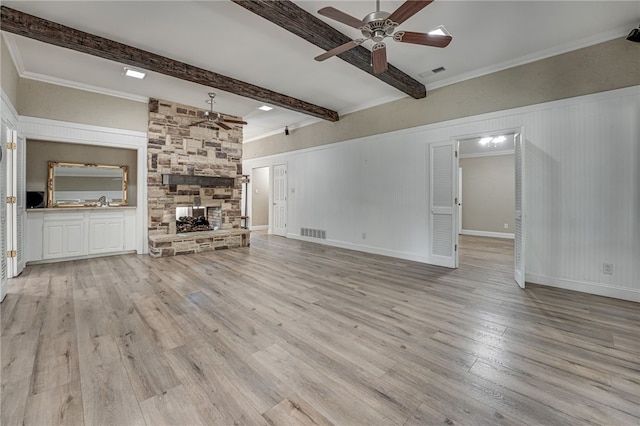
[146,98,249,258]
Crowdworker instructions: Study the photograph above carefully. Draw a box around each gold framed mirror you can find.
[47,161,128,207]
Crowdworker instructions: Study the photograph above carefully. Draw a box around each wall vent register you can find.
[301,228,326,239]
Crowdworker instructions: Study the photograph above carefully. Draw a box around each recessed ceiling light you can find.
[124,67,146,79]
[258,105,273,111]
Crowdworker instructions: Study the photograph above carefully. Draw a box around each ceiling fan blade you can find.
[387,0,434,25]
[223,119,248,125]
[216,121,232,131]
[315,39,364,61]
[318,7,364,29]
[393,31,452,48]
[372,43,388,74]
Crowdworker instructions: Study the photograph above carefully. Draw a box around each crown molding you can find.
[424,27,630,91]
[21,71,150,103]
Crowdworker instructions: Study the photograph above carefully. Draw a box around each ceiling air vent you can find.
[431,66,446,74]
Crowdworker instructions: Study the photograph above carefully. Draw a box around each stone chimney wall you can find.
[147,98,243,237]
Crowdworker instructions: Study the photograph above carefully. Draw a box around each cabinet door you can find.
[43,219,85,259]
[89,218,124,254]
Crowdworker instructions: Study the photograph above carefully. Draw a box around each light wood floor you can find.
[2,233,639,425]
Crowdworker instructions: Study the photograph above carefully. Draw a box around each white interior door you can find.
[4,125,18,283]
[430,141,458,268]
[1,124,7,300]
[15,134,25,276]
[514,133,525,288]
[272,164,287,236]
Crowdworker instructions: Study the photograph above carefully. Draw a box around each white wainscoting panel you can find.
[244,86,639,301]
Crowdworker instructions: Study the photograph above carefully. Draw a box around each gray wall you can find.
[244,37,640,159]
[17,79,148,132]
[251,166,269,227]
[460,155,515,234]
[26,140,138,205]
[1,35,19,107]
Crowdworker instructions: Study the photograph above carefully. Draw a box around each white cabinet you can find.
[27,207,136,263]
[43,213,86,259]
[89,212,125,254]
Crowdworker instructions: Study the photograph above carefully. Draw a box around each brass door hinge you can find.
[455,244,458,252]
[7,142,16,150]
[455,151,458,158]
[7,250,16,258]
[6,196,16,204]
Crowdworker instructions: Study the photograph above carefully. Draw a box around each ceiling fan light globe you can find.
[372,30,387,42]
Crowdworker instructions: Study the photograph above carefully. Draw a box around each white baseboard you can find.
[287,233,429,264]
[526,273,639,303]
[250,225,268,231]
[283,233,638,303]
[461,229,514,239]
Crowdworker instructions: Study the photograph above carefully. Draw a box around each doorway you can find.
[456,132,524,288]
[251,167,269,230]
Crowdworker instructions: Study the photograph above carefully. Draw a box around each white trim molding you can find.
[288,233,430,265]
[459,149,514,159]
[1,90,19,126]
[527,274,640,303]
[424,27,631,91]
[19,116,146,147]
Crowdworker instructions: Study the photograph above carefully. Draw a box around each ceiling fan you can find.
[191,92,247,131]
[315,0,452,74]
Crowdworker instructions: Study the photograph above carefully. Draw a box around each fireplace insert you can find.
[176,205,221,233]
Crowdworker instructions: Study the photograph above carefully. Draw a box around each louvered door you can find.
[1,123,7,298]
[514,133,525,288]
[429,141,458,268]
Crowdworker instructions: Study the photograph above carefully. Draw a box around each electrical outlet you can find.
[362,233,367,240]
[504,223,509,229]
[602,263,613,275]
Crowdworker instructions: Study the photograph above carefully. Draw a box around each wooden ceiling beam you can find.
[231,0,427,99]
[0,6,339,122]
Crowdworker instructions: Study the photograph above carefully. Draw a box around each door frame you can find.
[513,132,525,288]
[458,167,463,235]
[453,128,525,287]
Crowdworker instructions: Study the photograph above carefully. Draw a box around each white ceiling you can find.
[3,1,638,142]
